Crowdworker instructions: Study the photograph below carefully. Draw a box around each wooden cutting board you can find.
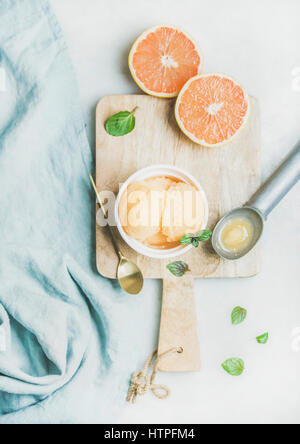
[95,94,261,372]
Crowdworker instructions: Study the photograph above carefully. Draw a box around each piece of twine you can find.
[126,346,183,404]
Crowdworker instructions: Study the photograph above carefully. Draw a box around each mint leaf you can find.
[179,230,212,248]
[167,261,190,277]
[256,333,269,344]
[231,306,247,325]
[222,358,245,376]
[105,110,136,136]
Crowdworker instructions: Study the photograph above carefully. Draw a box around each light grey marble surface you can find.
[51,0,300,424]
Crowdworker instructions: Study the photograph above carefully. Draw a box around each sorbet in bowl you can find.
[115,165,209,259]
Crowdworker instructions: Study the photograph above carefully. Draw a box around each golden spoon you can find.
[89,174,144,295]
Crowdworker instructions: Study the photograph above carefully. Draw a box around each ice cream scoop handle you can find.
[249,140,300,219]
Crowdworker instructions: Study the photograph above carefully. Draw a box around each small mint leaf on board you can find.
[256,332,269,344]
[222,358,245,376]
[105,109,136,137]
[167,261,190,277]
[231,306,247,325]
[179,230,212,248]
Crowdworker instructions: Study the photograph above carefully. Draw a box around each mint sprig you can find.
[179,230,212,248]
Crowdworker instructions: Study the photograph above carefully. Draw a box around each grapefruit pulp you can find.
[175,73,250,147]
[129,25,203,98]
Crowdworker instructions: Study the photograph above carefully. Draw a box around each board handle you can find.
[157,275,201,372]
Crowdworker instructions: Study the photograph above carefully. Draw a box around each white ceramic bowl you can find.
[115,165,209,259]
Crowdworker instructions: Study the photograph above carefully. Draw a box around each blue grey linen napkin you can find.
[0,0,146,424]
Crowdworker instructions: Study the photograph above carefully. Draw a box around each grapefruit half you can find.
[175,73,250,147]
[129,25,203,98]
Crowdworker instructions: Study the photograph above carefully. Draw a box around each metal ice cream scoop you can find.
[212,140,300,260]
